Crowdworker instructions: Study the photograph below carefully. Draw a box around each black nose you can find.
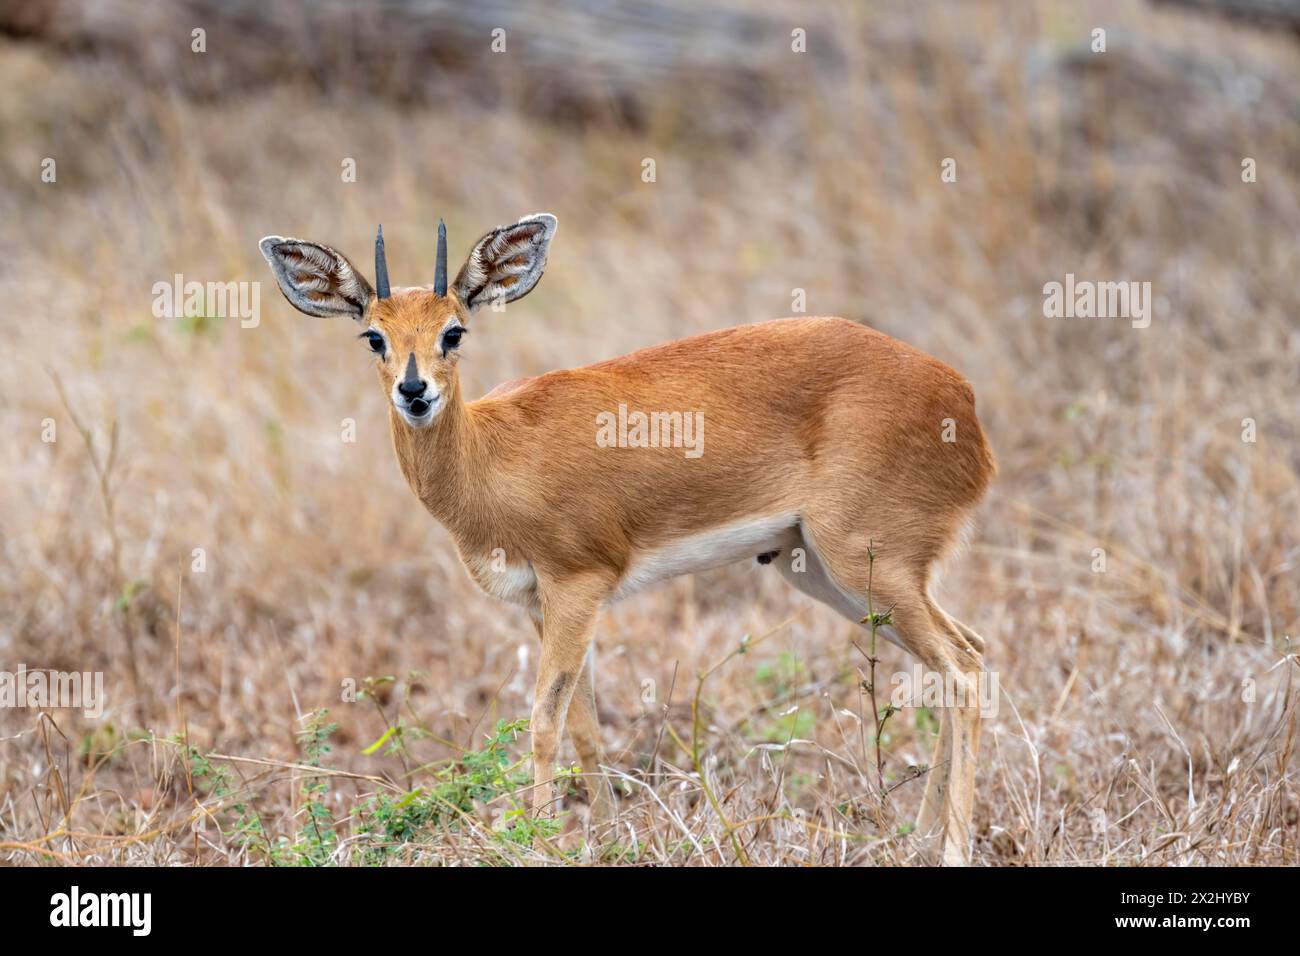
[397,378,426,399]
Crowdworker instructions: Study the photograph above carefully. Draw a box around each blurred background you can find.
[0,0,1297,865]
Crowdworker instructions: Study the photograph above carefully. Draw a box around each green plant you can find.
[185,710,340,866]
[755,650,804,695]
[856,542,898,794]
[759,707,814,744]
[283,709,340,866]
[181,741,270,860]
[353,718,542,864]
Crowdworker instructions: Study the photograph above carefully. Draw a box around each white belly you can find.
[612,513,800,602]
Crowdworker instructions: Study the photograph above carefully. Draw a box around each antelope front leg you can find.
[566,653,616,827]
[528,574,608,817]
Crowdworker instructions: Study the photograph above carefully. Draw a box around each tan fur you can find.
[262,220,995,863]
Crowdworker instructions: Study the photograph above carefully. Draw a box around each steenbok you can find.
[259,214,995,865]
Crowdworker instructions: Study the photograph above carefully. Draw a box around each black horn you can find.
[434,219,447,296]
[375,224,391,299]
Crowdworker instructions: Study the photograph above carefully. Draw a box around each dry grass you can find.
[1,0,1297,865]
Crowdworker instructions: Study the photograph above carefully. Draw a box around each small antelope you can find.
[260,215,995,865]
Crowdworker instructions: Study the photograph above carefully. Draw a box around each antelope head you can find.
[259,214,558,428]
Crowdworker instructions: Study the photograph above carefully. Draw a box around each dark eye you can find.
[442,327,465,350]
[361,330,385,354]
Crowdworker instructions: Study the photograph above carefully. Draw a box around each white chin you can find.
[397,402,439,428]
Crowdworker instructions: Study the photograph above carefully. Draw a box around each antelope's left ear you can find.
[258,236,373,321]
[453,213,557,311]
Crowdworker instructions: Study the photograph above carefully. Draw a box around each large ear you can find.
[453,213,557,311]
[258,236,373,321]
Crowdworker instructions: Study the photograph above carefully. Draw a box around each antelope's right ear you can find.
[258,236,373,321]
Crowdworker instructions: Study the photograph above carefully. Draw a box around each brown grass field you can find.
[0,0,1297,866]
